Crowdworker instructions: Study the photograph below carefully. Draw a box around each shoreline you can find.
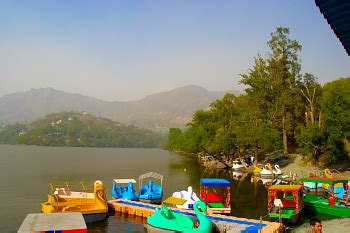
[280,154,350,180]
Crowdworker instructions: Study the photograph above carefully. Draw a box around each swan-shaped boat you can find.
[41,180,108,223]
[172,186,200,209]
[273,164,283,175]
[260,164,274,177]
[232,160,245,171]
[146,201,212,232]
[139,172,163,204]
[111,179,139,201]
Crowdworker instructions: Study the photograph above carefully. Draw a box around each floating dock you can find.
[18,212,87,233]
[108,199,282,233]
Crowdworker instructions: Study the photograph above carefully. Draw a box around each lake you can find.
[0,145,269,232]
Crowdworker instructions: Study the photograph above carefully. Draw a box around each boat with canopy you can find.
[268,185,304,224]
[300,177,350,217]
[200,178,231,214]
[139,172,164,204]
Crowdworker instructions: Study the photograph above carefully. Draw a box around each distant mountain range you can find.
[0,85,239,130]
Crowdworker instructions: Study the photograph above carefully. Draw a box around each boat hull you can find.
[269,211,301,224]
[304,194,350,217]
[83,212,107,223]
[144,224,180,233]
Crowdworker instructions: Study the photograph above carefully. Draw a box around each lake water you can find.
[0,145,269,232]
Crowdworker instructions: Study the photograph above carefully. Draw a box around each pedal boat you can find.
[232,160,245,171]
[268,185,304,224]
[300,177,350,217]
[41,180,108,223]
[111,178,139,201]
[172,186,200,209]
[146,199,212,233]
[139,172,163,204]
[200,178,231,214]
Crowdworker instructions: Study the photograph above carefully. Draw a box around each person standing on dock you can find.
[310,218,322,233]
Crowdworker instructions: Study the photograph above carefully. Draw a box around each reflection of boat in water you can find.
[232,171,244,180]
[139,172,163,204]
[268,185,304,224]
[111,179,139,201]
[146,200,212,233]
[172,186,200,210]
[41,180,108,223]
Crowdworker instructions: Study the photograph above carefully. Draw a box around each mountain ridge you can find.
[0,85,240,130]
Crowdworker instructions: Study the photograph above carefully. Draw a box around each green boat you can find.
[268,185,304,224]
[300,177,350,217]
[146,199,212,233]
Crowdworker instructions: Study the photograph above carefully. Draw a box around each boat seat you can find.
[205,193,225,203]
[208,202,225,208]
[280,200,296,208]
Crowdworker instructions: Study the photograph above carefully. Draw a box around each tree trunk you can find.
[310,106,315,124]
[282,116,288,155]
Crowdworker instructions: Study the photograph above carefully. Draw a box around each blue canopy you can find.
[200,178,231,187]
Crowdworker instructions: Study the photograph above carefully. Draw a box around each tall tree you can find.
[241,27,303,155]
[299,73,322,125]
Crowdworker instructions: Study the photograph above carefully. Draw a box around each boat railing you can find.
[138,172,163,188]
[48,181,93,194]
[259,211,283,233]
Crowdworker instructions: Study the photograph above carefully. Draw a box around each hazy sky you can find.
[1,1,349,101]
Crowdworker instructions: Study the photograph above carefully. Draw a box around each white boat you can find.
[232,160,245,171]
[172,186,200,210]
[273,164,283,176]
[260,164,274,177]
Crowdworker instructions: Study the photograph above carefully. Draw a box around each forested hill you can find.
[0,112,166,148]
[0,85,238,130]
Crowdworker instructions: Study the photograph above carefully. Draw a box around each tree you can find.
[320,78,350,160]
[300,73,322,125]
[241,27,303,155]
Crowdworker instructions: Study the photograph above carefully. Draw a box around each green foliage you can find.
[321,78,350,159]
[0,112,166,148]
[166,27,349,164]
[296,124,326,158]
[295,78,350,161]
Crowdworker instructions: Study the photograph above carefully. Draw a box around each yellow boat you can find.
[41,180,108,223]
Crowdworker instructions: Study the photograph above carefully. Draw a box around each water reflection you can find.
[0,146,271,232]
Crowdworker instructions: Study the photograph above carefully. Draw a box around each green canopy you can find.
[300,177,348,185]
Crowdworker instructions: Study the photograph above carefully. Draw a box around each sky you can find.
[0,1,349,101]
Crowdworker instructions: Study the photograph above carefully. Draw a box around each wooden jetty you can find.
[18,212,87,233]
[108,199,282,233]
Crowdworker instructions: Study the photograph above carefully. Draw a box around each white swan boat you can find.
[232,160,245,171]
[172,186,200,209]
[260,164,283,177]
[273,164,283,176]
[260,164,274,177]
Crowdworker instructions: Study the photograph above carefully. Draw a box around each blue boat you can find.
[111,179,139,201]
[138,172,163,204]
